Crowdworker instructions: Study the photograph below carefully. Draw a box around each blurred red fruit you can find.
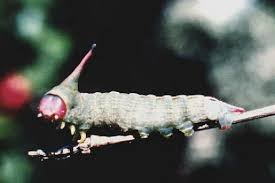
[0,72,32,111]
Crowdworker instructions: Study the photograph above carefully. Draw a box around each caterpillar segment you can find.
[37,44,245,144]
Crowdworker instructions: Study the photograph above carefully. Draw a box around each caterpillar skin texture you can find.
[37,45,245,142]
[49,90,244,138]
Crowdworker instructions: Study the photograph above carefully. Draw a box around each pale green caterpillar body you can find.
[38,44,245,143]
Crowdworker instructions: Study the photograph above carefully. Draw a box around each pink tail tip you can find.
[232,108,246,113]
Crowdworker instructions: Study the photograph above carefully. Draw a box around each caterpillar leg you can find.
[218,112,235,130]
[204,96,245,130]
[176,121,194,137]
[56,121,66,130]
[77,123,91,143]
[138,128,151,139]
[217,107,247,130]
[139,132,149,138]
[78,131,87,143]
[158,127,173,138]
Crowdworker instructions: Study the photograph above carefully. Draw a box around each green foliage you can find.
[0,152,32,183]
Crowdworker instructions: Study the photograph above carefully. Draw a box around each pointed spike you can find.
[91,43,96,51]
[60,122,66,129]
[37,113,42,118]
[61,43,96,88]
[77,131,87,143]
[70,125,76,135]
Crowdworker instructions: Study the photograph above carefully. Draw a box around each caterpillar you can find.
[37,44,245,143]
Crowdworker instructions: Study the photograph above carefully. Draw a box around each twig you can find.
[28,104,275,160]
[194,104,275,131]
[28,135,134,161]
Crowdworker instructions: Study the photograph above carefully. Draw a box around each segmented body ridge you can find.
[65,91,210,137]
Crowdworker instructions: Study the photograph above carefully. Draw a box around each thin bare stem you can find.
[194,104,275,131]
[28,135,134,161]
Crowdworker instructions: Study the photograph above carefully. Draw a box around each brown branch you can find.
[28,104,275,160]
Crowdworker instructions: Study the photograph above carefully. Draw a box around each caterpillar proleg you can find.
[37,44,245,143]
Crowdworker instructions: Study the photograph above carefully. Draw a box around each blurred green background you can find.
[1,0,275,183]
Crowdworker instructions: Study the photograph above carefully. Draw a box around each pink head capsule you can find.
[38,94,67,122]
[37,44,96,122]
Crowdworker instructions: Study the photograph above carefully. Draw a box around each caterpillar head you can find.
[37,44,96,122]
[205,96,245,121]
